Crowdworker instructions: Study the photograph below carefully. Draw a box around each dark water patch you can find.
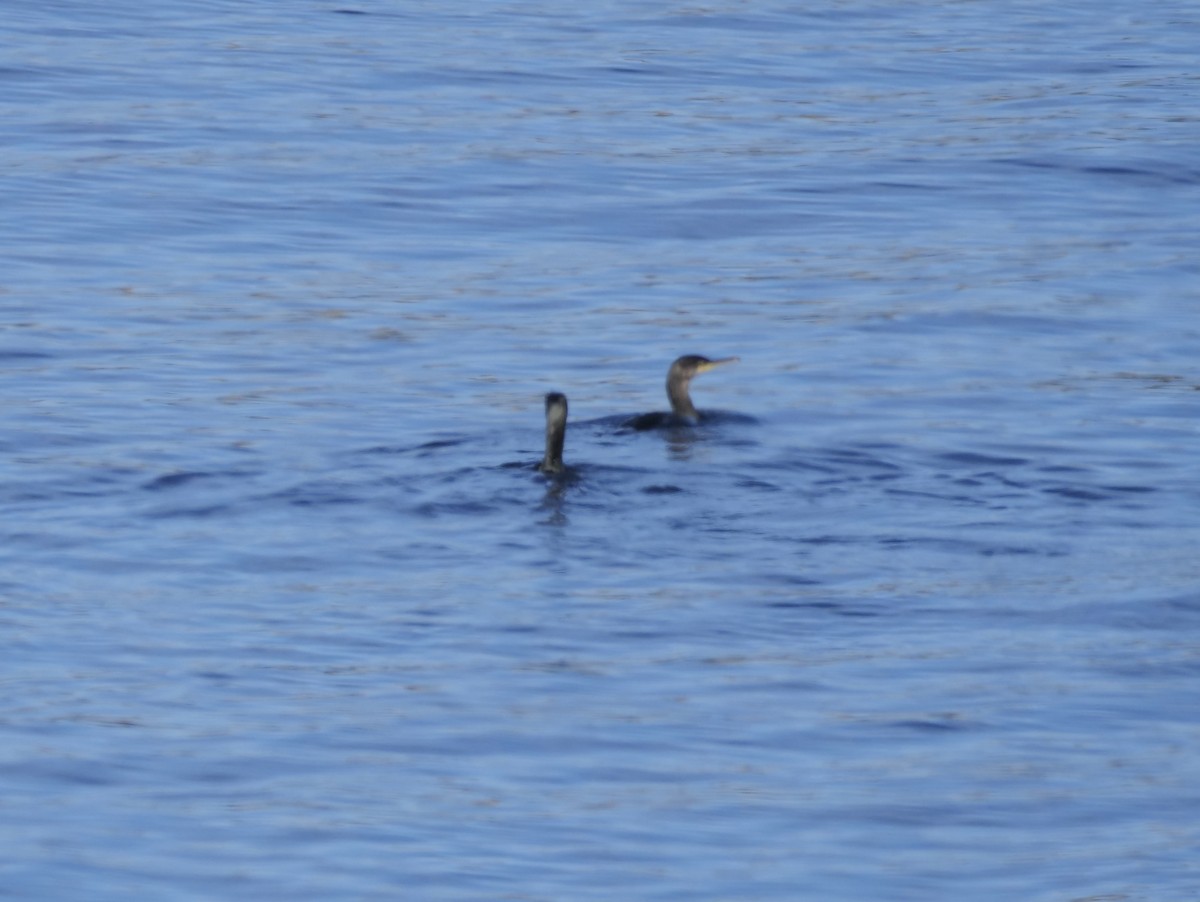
[1084,164,1200,187]
[599,65,658,77]
[816,448,903,472]
[949,475,985,487]
[496,458,544,472]
[996,156,1200,188]
[811,448,902,474]
[799,534,858,547]
[643,484,683,495]
[762,455,841,476]
[1042,486,1113,502]
[737,478,780,491]
[764,598,882,619]
[413,500,499,517]
[377,544,458,564]
[145,471,210,490]
[427,465,487,486]
[500,459,539,472]
[890,716,970,733]
[869,180,951,193]
[940,470,1026,489]
[975,543,1068,558]
[850,442,906,452]
[979,472,1030,490]
[884,487,992,506]
[496,623,542,635]
[771,598,838,609]
[268,485,364,508]
[0,349,52,361]
[522,659,602,676]
[939,451,1029,468]
[145,502,235,519]
[879,535,1063,558]
[355,437,469,457]
[1112,371,1200,391]
[142,469,258,491]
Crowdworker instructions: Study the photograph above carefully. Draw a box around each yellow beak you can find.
[697,356,739,373]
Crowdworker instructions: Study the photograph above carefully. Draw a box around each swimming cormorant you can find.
[538,392,568,474]
[624,355,738,430]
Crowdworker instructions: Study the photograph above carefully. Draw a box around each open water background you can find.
[3,2,1199,899]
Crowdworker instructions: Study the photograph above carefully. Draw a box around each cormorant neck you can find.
[666,373,698,420]
[540,393,568,473]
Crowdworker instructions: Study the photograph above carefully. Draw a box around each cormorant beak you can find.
[697,356,739,373]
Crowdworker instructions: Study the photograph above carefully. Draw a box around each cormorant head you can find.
[669,355,739,381]
[666,355,738,418]
[544,392,568,430]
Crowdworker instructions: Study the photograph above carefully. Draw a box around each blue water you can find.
[3,2,1199,899]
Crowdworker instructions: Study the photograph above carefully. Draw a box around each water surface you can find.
[3,2,1199,899]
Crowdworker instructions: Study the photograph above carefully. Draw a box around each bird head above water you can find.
[666,354,739,420]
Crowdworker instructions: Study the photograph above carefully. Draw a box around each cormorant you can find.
[538,392,568,474]
[624,355,738,430]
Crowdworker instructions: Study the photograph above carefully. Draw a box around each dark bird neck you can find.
[540,393,568,473]
[667,375,698,420]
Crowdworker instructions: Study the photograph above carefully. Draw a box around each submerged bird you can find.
[538,392,569,474]
[624,354,739,430]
